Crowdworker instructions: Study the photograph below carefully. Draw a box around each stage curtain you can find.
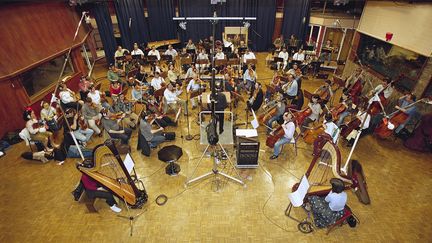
[114,0,149,51]
[146,0,177,41]
[281,0,311,46]
[92,2,117,65]
[178,0,213,43]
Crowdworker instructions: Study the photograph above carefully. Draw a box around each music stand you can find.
[132,54,142,60]
[196,59,209,77]
[161,54,173,63]
[238,47,247,56]
[245,58,257,67]
[186,49,196,55]
[147,55,157,64]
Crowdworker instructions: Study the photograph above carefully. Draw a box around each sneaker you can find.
[57,161,65,166]
[269,155,278,160]
[110,204,122,213]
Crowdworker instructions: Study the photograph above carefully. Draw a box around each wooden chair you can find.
[78,191,98,213]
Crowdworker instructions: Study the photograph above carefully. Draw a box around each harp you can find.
[77,139,148,208]
[299,134,370,204]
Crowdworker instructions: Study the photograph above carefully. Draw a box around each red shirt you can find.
[110,85,122,96]
[81,173,98,191]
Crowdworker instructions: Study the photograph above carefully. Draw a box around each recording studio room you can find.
[0,0,431,242]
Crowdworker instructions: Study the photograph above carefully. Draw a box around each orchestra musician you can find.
[139,111,166,148]
[319,40,333,65]
[131,43,144,57]
[243,64,257,92]
[59,83,82,110]
[266,94,287,133]
[187,75,201,109]
[300,95,323,133]
[314,80,333,104]
[131,83,146,103]
[248,82,264,112]
[145,97,177,127]
[185,39,196,51]
[150,71,165,91]
[100,108,132,145]
[87,84,102,106]
[114,45,127,68]
[167,64,181,85]
[148,46,161,61]
[82,97,102,136]
[242,49,256,71]
[40,101,59,132]
[269,112,295,160]
[107,63,125,85]
[277,47,289,70]
[368,78,394,113]
[282,74,298,101]
[292,48,305,62]
[24,108,54,151]
[109,81,123,97]
[63,108,94,147]
[163,83,188,116]
[393,93,418,134]
[336,92,356,127]
[345,105,371,147]
[287,63,302,80]
[184,65,198,80]
[265,73,282,101]
[78,75,92,100]
[111,94,139,129]
[164,45,178,60]
[196,49,210,73]
[288,34,298,47]
[323,114,339,143]
[214,47,225,72]
[273,34,284,51]
[129,64,148,86]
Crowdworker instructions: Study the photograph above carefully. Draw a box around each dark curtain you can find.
[178,0,275,51]
[281,0,311,46]
[92,2,117,65]
[178,0,213,42]
[146,0,177,41]
[114,0,149,50]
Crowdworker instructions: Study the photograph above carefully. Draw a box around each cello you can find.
[374,98,427,139]
[303,125,325,144]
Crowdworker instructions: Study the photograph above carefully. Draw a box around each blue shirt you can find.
[399,99,417,116]
[325,191,347,211]
[286,79,298,97]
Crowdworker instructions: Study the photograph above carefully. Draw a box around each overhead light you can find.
[243,21,250,28]
[179,21,187,30]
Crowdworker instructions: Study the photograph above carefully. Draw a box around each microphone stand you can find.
[185,91,193,140]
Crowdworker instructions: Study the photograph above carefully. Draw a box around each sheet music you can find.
[288,175,310,207]
[123,153,135,174]
[236,129,258,137]
[251,109,259,129]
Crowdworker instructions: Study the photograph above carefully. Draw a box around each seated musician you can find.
[187,75,201,109]
[300,95,323,133]
[87,84,102,106]
[59,83,82,110]
[100,108,132,145]
[319,40,333,65]
[114,45,127,67]
[368,78,394,111]
[265,73,282,102]
[24,108,55,152]
[345,105,371,147]
[289,34,298,47]
[185,65,198,80]
[40,101,59,132]
[293,48,305,62]
[323,114,339,143]
[163,83,188,116]
[146,97,177,127]
[266,94,287,133]
[109,81,123,97]
[152,60,163,74]
[111,94,138,129]
[82,97,102,136]
[185,39,196,51]
[80,173,122,213]
[131,84,146,103]
[139,111,167,148]
[107,63,125,85]
[287,63,302,80]
[243,64,257,92]
[61,132,93,161]
[164,45,178,60]
[248,82,264,112]
[78,75,92,100]
[150,71,165,91]
[336,92,356,127]
[131,43,144,57]
[277,47,289,70]
[222,33,234,52]
[196,49,209,72]
[215,48,225,60]
[269,112,295,160]
[148,46,161,61]
[344,68,362,91]
[63,108,94,147]
[167,64,181,85]
[394,93,418,134]
[129,64,148,86]
[308,178,347,228]
[273,34,284,51]
[282,74,298,101]
[242,49,256,72]
[314,80,333,104]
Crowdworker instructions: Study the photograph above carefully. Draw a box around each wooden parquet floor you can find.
[1,53,431,242]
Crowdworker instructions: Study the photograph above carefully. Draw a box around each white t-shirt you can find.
[148,50,161,60]
[243,52,256,63]
[87,90,101,105]
[282,121,295,140]
[215,52,225,60]
[164,89,178,104]
[293,52,305,61]
[131,49,144,56]
[325,191,347,211]
[164,49,178,58]
[59,91,74,104]
[151,77,164,90]
[278,51,289,62]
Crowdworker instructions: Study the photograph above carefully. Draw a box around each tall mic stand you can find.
[185,92,193,140]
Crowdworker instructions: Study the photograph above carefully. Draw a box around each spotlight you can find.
[243,21,250,29]
[179,21,187,30]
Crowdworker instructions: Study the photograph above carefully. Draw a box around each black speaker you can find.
[236,137,259,168]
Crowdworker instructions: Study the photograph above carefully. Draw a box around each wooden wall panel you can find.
[0,2,88,80]
[272,17,283,41]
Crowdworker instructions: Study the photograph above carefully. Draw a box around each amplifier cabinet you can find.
[236,137,259,168]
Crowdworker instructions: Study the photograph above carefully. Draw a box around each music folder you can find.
[288,175,310,207]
